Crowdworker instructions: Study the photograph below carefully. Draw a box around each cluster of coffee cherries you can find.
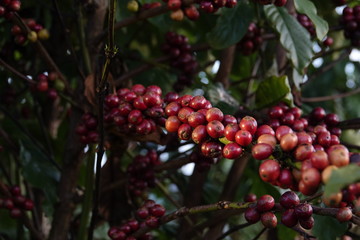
[127,150,160,196]
[340,6,360,47]
[136,199,166,228]
[251,104,351,195]
[165,93,260,160]
[75,113,99,144]
[0,0,20,20]
[165,0,237,21]
[296,14,316,37]
[237,23,263,55]
[244,191,316,230]
[11,19,49,45]
[0,185,34,219]
[104,84,165,135]
[31,72,59,101]
[252,0,287,7]
[325,181,360,210]
[161,32,198,92]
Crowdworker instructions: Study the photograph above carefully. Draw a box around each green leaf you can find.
[277,224,297,240]
[312,215,347,240]
[255,76,293,109]
[294,0,329,40]
[20,140,59,216]
[324,164,360,197]
[206,2,253,49]
[264,5,314,72]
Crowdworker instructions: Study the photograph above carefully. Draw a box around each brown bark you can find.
[214,45,237,89]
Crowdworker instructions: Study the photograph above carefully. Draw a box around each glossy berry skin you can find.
[311,107,326,122]
[275,125,293,141]
[165,116,181,132]
[295,144,315,162]
[165,102,181,116]
[268,106,284,119]
[299,216,314,230]
[223,115,237,125]
[252,143,273,160]
[259,160,280,183]
[136,207,149,219]
[201,142,222,158]
[244,207,260,223]
[336,207,352,222]
[23,199,34,210]
[224,123,240,141]
[239,116,257,135]
[261,212,277,228]
[255,125,275,138]
[222,143,243,159]
[206,120,225,138]
[192,125,208,144]
[178,124,192,140]
[105,94,120,108]
[302,168,321,188]
[277,169,293,189]
[178,107,194,123]
[280,191,300,209]
[310,150,329,170]
[256,195,275,212]
[235,130,252,146]
[244,193,257,202]
[294,203,313,219]
[206,108,224,122]
[150,204,166,217]
[327,144,349,167]
[280,133,298,151]
[189,96,207,110]
[257,134,276,148]
[281,209,298,227]
[188,112,206,128]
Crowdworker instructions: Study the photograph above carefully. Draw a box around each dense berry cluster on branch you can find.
[237,23,263,55]
[162,32,198,92]
[341,6,360,47]
[104,84,165,135]
[0,185,34,219]
[127,150,160,196]
[108,200,165,240]
[0,0,20,20]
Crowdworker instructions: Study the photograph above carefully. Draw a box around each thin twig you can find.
[0,58,36,85]
[216,222,253,240]
[88,0,117,239]
[252,227,266,240]
[302,86,360,102]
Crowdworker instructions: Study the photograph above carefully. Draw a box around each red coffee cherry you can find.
[261,212,277,228]
[256,195,275,212]
[280,191,300,209]
[259,160,280,183]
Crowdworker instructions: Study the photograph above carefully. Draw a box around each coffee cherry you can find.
[256,195,275,212]
[206,108,224,122]
[223,115,237,125]
[294,203,313,219]
[252,143,273,160]
[192,125,208,144]
[278,169,294,189]
[261,212,277,228]
[323,192,343,207]
[310,150,329,170]
[136,207,149,219]
[149,204,166,217]
[188,112,206,128]
[268,106,284,119]
[168,0,181,10]
[235,130,252,146]
[255,125,275,138]
[165,116,181,132]
[299,216,314,229]
[280,133,298,151]
[145,216,160,228]
[259,160,280,183]
[311,107,326,122]
[244,207,260,223]
[206,120,225,138]
[201,141,222,158]
[281,209,298,227]
[244,193,257,202]
[275,125,293,141]
[280,191,300,209]
[327,144,349,167]
[222,143,243,159]
[23,199,34,211]
[178,124,192,140]
[184,5,199,20]
[224,123,240,141]
[336,207,352,222]
[302,168,321,188]
[10,185,21,196]
[239,116,257,135]
[257,134,276,148]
